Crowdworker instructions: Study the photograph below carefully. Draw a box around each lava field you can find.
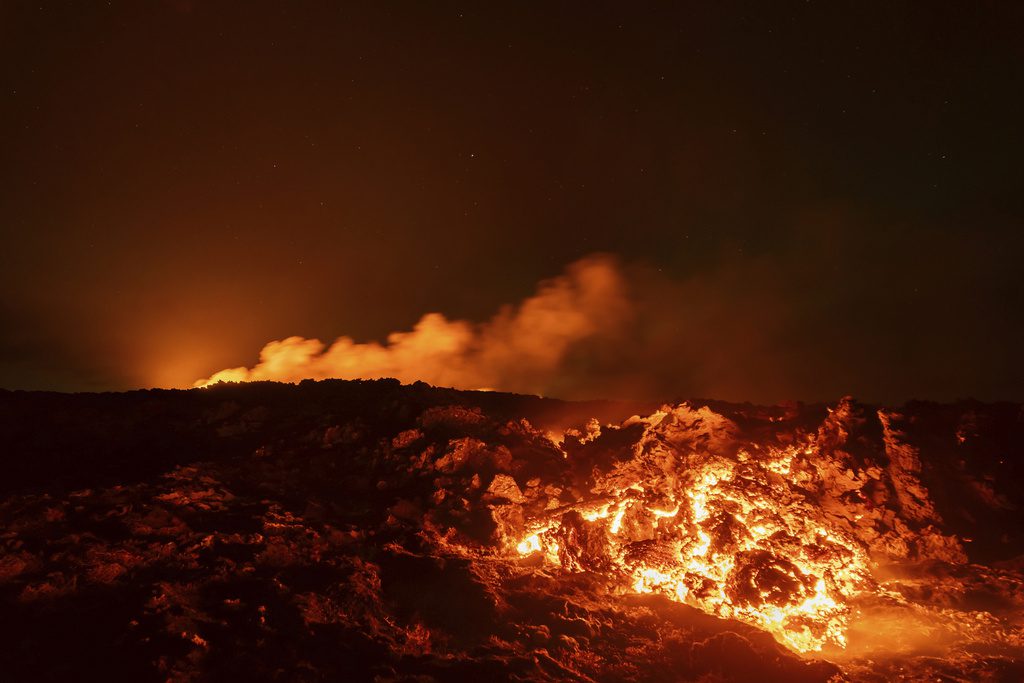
[0,380,1022,682]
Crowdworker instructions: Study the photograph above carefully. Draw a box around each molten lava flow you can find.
[513,406,874,653]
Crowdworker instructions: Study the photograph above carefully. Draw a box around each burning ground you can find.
[0,381,1022,681]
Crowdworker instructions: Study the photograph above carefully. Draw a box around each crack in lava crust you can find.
[514,405,877,653]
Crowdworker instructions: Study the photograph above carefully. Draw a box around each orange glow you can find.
[194,255,631,393]
[514,405,874,653]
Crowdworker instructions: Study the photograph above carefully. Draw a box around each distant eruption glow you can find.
[194,255,631,393]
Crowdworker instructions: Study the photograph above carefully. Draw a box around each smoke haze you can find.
[193,237,1024,404]
[195,255,634,396]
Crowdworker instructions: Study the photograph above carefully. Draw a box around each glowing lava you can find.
[514,406,874,653]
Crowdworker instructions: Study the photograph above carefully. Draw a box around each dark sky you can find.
[1,1,1022,403]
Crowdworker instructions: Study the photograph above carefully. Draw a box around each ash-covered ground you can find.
[0,380,1022,682]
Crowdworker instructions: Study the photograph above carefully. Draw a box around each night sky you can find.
[2,2,1022,403]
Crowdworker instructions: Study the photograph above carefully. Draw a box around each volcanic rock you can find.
[0,380,1020,681]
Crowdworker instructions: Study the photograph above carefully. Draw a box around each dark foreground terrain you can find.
[0,380,1022,682]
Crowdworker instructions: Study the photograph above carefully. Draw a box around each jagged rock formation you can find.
[0,381,1021,681]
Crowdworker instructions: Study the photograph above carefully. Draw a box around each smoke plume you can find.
[194,255,632,395]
